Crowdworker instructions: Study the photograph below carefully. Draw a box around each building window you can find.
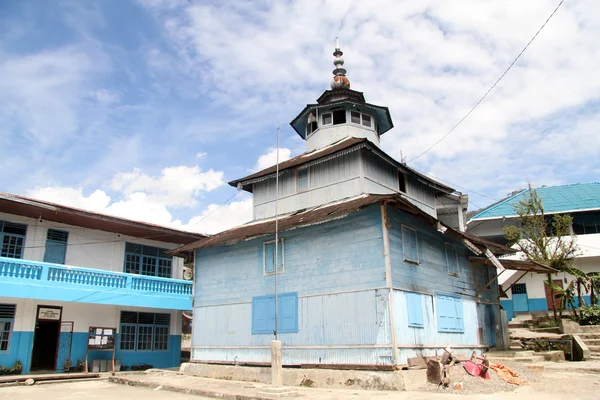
[350,111,361,124]
[406,292,424,328]
[332,109,346,125]
[307,113,318,136]
[264,239,284,275]
[361,114,372,127]
[0,304,16,352]
[512,283,527,295]
[44,229,69,264]
[572,211,600,235]
[296,168,309,192]
[401,225,419,264]
[124,243,172,278]
[399,173,407,193]
[445,243,459,276]
[0,221,26,259]
[481,265,491,289]
[322,113,332,125]
[436,294,464,333]
[119,311,170,351]
[251,292,298,335]
[350,111,372,128]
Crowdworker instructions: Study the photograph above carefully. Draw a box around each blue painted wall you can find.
[0,332,180,374]
[195,205,386,307]
[387,206,497,302]
[501,299,514,321]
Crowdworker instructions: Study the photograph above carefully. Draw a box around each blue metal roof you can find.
[470,183,600,221]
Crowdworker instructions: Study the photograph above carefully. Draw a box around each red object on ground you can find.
[463,352,491,379]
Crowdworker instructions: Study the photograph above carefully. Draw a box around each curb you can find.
[108,376,277,400]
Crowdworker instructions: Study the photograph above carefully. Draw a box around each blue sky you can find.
[1,0,599,233]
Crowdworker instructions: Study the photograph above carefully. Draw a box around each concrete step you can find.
[587,345,600,352]
[508,323,531,329]
[486,350,535,358]
[581,338,600,346]
[578,333,600,340]
[487,356,545,363]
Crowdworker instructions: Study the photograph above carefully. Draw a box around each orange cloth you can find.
[489,363,527,385]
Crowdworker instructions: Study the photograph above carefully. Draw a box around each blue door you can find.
[44,229,68,264]
[512,283,529,312]
[485,304,496,347]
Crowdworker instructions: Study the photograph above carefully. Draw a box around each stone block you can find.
[560,319,581,334]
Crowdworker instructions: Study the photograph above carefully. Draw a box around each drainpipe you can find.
[381,203,399,366]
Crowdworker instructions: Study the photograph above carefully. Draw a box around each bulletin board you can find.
[85,326,117,374]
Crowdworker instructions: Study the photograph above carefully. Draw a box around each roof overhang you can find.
[468,256,556,273]
[0,193,206,245]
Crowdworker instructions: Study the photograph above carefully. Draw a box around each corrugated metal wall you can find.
[192,289,393,364]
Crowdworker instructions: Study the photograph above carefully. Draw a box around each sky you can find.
[1,0,599,235]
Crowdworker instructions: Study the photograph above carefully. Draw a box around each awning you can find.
[469,257,556,273]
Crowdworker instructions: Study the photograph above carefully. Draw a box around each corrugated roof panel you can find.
[470,183,600,221]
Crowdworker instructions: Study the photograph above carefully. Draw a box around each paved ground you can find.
[0,380,211,400]
[1,366,599,400]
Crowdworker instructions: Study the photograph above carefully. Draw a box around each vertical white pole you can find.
[274,126,280,340]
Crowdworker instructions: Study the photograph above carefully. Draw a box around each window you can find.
[349,111,372,128]
[512,283,527,295]
[0,304,16,352]
[322,113,332,125]
[251,292,298,335]
[119,311,170,351]
[296,168,309,192]
[0,221,26,259]
[436,294,464,333]
[124,243,172,278]
[406,292,424,328]
[401,225,419,264]
[264,239,284,275]
[307,113,318,135]
[361,114,372,127]
[44,229,68,264]
[572,211,600,235]
[445,243,459,276]
[399,173,407,193]
[332,109,346,125]
[481,265,491,289]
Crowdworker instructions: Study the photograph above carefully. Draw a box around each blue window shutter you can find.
[44,230,68,264]
[406,292,424,328]
[437,295,464,333]
[252,295,275,334]
[265,243,275,274]
[410,229,418,262]
[277,292,298,333]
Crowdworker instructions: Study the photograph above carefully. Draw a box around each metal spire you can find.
[331,37,350,90]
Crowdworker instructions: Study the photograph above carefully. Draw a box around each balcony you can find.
[0,256,192,310]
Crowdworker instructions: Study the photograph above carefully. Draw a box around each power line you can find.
[408,0,565,163]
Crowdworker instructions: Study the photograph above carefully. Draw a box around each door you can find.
[30,306,62,371]
[485,304,496,347]
[56,322,74,372]
[512,283,529,312]
[43,229,68,264]
[544,279,563,310]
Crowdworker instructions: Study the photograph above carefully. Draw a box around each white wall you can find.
[306,124,380,152]
[0,211,185,279]
[3,297,182,335]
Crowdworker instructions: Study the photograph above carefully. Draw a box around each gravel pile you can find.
[418,360,541,395]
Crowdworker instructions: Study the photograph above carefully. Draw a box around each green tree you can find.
[504,187,580,321]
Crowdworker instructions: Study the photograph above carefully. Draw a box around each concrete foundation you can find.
[179,363,426,391]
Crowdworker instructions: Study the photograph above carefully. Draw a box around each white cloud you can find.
[25,187,111,212]
[140,0,600,209]
[176,196,254,234]
[195,152,207,159]
[110,166,225,207]
[253,148,292,172]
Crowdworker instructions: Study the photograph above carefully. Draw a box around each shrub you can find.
[578,305,600,326]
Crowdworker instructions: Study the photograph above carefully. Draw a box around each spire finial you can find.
[331,37,350,90]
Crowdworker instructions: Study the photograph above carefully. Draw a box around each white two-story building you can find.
[0,192,204,373]
[467,183,600,320]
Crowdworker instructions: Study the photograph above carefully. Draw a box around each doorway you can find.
[512,283,529,312]
[544,280,564,310]
[30,306,62,371]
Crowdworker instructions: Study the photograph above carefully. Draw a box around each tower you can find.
[290,38,394,152]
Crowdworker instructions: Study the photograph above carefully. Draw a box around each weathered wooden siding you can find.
[192,206,391,363]
[387,205,497,302]
[406,176,437,217]
[252,151,361,220]
[362,150,399,191]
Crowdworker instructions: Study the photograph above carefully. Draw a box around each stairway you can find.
[577,333,600,360]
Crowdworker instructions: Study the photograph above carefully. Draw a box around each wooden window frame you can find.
[401,225,419,265]
[263,238,285,276]
[296,168,309,192]
[445,243,460,277]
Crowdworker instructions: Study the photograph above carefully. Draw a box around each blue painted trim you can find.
[251,292,299,335]
[0,331,34,374]
[0,256,192,310]
[500,299,514,321]
[528,298,548,311]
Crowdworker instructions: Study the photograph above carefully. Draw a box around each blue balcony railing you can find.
[0,256,192,310]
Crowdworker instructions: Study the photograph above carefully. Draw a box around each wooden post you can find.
[271,340,282,387]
